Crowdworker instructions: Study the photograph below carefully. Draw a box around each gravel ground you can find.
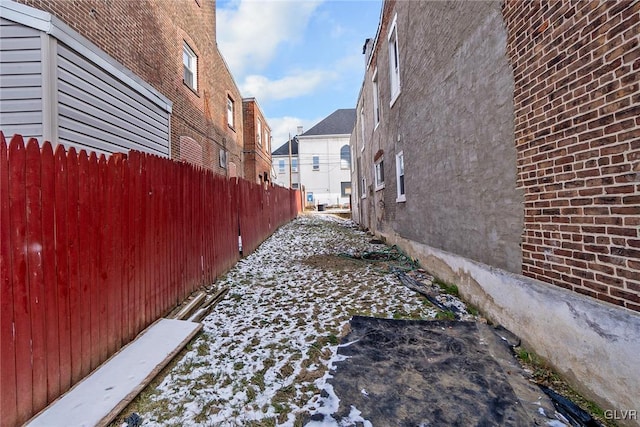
[114,214,582,427]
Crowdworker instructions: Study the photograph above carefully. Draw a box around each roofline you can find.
[297,133,352,140]
[366,0,385,70]
[0,0,173,113]
[216,41,244,105]
[241,97,271,132]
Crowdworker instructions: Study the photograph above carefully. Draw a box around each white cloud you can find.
[217,0,323,77]
[268,115,321,149]
[240,69,338,102]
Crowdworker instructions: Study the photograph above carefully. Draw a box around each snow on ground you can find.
[129,214,462,426]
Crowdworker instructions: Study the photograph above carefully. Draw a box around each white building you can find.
[297,109,355,208]
[272,136,300,189]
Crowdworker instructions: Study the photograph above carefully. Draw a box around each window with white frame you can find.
[375,157,384,190]
[257,119,262,146]
[360,106,365,151]
[227,96,234,128]
[372,68,380,126]
[361,177,367,198]
[388,14,401,104]
[278,159,285,173]
[396,151,405,202]
[340,145,350,169]
[183,42,198,91]
[312,156,320,171]
[292,158,298,172]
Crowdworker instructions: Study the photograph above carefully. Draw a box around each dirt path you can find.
[114,214,582,427]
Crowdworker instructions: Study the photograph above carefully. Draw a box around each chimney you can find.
[363,38,373,66]
[297,126,303,135]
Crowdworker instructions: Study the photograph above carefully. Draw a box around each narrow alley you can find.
[112,214,598,427]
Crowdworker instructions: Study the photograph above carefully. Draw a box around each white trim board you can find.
[26,318,202,427]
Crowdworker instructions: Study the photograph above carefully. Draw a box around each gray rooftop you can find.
[301,109,356,136]
[272,137,299,156]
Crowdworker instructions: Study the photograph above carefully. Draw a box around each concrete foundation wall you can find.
[382,228,640,426]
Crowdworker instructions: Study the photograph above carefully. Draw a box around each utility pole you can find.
[288,132,293,189]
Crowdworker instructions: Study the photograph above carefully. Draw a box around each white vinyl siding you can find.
[57,43,170,156]
[0,18,43,140]
[0,7,171,157]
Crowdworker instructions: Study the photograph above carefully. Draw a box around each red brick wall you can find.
[179,136,203,167]
[18,0,243,177]
[503,0,639,311]
[242,99,272,184]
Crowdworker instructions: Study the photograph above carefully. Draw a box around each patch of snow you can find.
[130,215,501,426]
[546,420,568,427]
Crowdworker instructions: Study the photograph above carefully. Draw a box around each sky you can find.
[216,0,383,151]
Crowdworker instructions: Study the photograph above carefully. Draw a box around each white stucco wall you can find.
[298,134,351,207]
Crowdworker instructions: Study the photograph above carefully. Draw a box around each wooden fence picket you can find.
[0,133,18,424]
[1,134,302,426]
[41,142,60,402]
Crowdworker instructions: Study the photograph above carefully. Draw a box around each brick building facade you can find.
[503,0,639,310]
[351,0,639,417]
[242,98,272,185]
[16,0,244,176]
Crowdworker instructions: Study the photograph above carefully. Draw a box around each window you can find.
[183,42,198,91]
[227,97,234,128]
[361,177,367,198]
[265,130,270,152]
[360,106,365,151]
[388,14,401,105]
[312,156,320,171]
[257,119,262,146]
[372,68,380,126]
[292,183,299,189]
[396,151,405,202]
[219,149,227,168]
[340,145,350,170]
[278,159,285,173]
[375,158,384,190]
[341,182,351,198]
[292,158,298,172]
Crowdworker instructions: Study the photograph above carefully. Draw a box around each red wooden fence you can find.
[0,133,302,426]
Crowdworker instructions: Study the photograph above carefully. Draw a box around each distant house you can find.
[298,109,356,207]
[0,0,172,156]
[272,136,300,189]
[351,0,639,417]
[242,98,272,185]
[5,0,244,177]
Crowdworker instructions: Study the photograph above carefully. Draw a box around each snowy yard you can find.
[115,214,473,426]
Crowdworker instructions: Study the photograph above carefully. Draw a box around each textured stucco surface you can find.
[391,1,523,273]
[354,1,523,274]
